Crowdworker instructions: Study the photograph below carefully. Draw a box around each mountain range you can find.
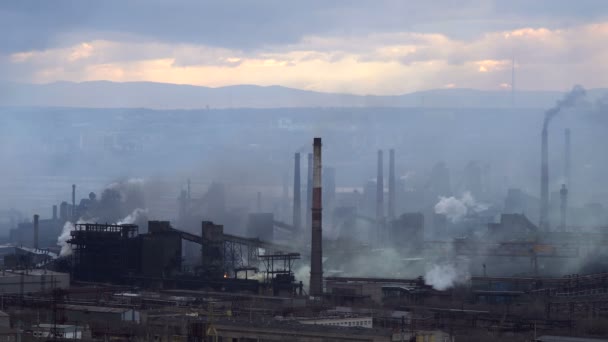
[0,81,606,109]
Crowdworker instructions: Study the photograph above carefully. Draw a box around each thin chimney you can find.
[306,153,313,233]
[560,184,568,231]
[256,192,262,212]
[564,128,571,189]
[388,149,396,219]
[310,138,323,296]
[72,184,76,222]
[376,150,385,241]
[293,153,301,232]
[33,214,39,250]
[540,127,549,230]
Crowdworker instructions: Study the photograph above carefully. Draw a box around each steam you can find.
[117,208,148,226]
[543,85,586,130]
[434,191,487,223]
[295,265,311,293]
[57,209,147,257]
[57,221,75,257]
[424,262,470,290]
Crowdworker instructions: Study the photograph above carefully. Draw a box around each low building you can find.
[0,270,69,294]
[32,324,85,339]
[59,304,141,324]
[298,315,373,328]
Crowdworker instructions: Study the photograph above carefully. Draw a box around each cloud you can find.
[1,1,606,53]
[2,19,608,94]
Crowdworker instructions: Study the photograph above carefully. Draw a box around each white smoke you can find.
[57,221,75,257]
[295,265,311,293]
[57,209,147,257]
[434,191,487,223]
[57,218,95,257]
[117,208,148,225]
[424,262,470,290]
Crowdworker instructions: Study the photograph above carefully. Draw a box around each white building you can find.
[298,315,373,328]
[32,324,84,339]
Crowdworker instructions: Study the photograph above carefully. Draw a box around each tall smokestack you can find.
[564,128,571,189]
[72,184,76,222]
[376,150,384,241]
[52,205,57,221]
[306,153,313,234]
[310,138,323,296]
[540,127,549,229]
[256,192,262,212]
[293,153,301,233]
[388,149,396,219]
[33,214,39,250]
[187,179,192,200]
[560,184,568,231]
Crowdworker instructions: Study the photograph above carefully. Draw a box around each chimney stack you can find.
[306,153,313,234]
[388,149,396,219]
[72,184,76,222]
[564,128,571,189]
[560,184,568,231]
[376,150,385,241]
[540,127,549,229]
[33,214,39,250]
[256,192,262,212]
[310,138,323,296]
[293,153,301,232]
[52,205,58,221]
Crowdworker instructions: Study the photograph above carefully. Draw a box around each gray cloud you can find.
[1,0,607,53]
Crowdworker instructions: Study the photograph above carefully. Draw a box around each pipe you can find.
[564,128,571,189]
[33,214,39,250]
[560,184,568,231]
[293,153,301,232]
[376,150,384,241]
[306,153,313,232]
[256,192,262,212]
[310,138,323,296]
[72,184,76,222]
[388,149,395,219]
[540,127,549,229]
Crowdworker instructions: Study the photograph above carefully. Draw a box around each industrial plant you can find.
[0,82,606,342]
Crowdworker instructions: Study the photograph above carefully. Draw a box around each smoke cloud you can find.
[543,85,586,130]
[424,262,470,290]
[434,191,487,223]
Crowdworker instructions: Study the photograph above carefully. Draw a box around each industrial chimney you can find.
[376,150,385,242]
[310,138,323,296]
[540,127,549,229]
[33,214,39,250]
[560,184,568,231]
[388,149,396,219]
[293,153,301,233]
[306,153,313,234]
[72,184,77,222]
[564,128,571,189]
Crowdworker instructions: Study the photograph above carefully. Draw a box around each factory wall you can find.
[0,270,69,294]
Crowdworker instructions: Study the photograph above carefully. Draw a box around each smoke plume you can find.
[543,85,586,130]
[434,191,487,223]
[424,262,470,290]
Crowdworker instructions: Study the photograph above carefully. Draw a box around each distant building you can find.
[299,315,373,328]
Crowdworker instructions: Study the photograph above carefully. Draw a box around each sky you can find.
[1,0,608,95]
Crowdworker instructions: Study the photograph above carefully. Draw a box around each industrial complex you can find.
[0,87,605,342]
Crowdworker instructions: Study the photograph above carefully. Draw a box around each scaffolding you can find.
[68,223,139,283]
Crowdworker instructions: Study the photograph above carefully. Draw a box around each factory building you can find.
[0,269,69,294]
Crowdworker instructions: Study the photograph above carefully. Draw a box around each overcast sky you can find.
[1,0,608,95]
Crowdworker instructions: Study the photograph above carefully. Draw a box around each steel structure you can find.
[68,223,139,282]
